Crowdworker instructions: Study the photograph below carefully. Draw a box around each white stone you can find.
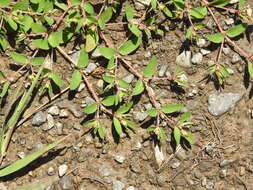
[176,51,192,68]
[58,164,68,177]
[200,48,211,55]
[47,114,55,129]
[196,38,206,48]
[191,53,203,64]
[48,105,60,116]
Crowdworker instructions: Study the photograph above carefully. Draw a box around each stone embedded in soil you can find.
[219,159,235,167]
[86,62,97,73]
[77,82,85,92]
[191,53,203,64]
[48,105,60,116]
[85,96,96,106]
[225,18,234,25]
[158,64,168,77]
[196,38,206,48]
[0,183,7,190]
[206,181,214,190]
[55,122,64,135]
[133,111,148,122]
[17,152,26,159]
[58,164,68,177]
[123,74,135,83]
[223,47,231,55]
[70,50,81,65]
[32,111,47,126]
[231,54,241,64]
[59,109,69,118]
[171,161,181,169]
[176,51,192,68]
[144,51,151,58]
[114,155,125,164]
[91,48,102,58]
[56,99,84,118]
[200,48,211,55]
[47,167,55,176]
[219,169,227,178]
[112,180,125,190]
[47,114,55,130]
[127,186,136,190]
[229,0,239,4]
[99,167,115,177]
[208,93,243,116]
[59,175,74,190]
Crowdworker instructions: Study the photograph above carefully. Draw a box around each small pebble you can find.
[32,111,47,126]
[127,186,136,190]
[55,122,64,135]
[220,159,234,167]
[59,109,69,118]
[91,48,101,58]
[123,74,135,83]
[223,47,231,55]
[47,167,55,176]
[219,169,227,178]
[176,51,192,68]
[158,64,168,77]
[171,161,181,169]
[58,164,68,177]
[239,166,245,176]
[144,51,151,58]
[86,63,97,73]
[225,18,234,25]
[47,114,55,130]
[206,181,214,189]
[191,53,203,64]
[17,152,26,159]
[196,38,206,48]
[77,82,85,92]
[231,54,241,64]
[48,105,60,116]
[112,180,125,190]
[200,48,211,55]
[114,155,125,164]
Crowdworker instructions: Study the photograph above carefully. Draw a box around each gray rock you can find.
[229,0,239,4]
[127,186,136,190]
[231,54,241,64]
[220,159,234,167]
[123,74,135,83]
[144,51,151,58]
[208,93,243,116]
[59,176,74,190]
[196,38,206,48]
[47,114,55,130]
[219,169,227,178]
[103,177,111,184]
[58,164,68,177]
[77,82,85,92]
[191,53,203,64]
[133,111,148,122]
[112,180,125,190]
[59,109,69,118]
[114,155,125,164]
[98,167,114,177]
[179,73,188,82]
[85,96,96,106]
[91,48,101,58]
[223,47,231,55]
[158,64,168,77]
[48,105,60,116]
[32,111,47,126]
[176,51,192,68]
[206,181,214,189]
[70,51,80,65]
[56,99,84,118]
[55,122,63,135]
[86,63,97,73]
[47,167,55,176]
[200,48,211,55]
[17,152,26,159]
[171,161,181,169]
[225,18,234,25]
[227,68,234,75]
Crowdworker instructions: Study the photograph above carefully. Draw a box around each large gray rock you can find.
[208,93,243,116]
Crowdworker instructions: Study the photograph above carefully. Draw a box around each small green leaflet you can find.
[49,73,64,87]
[101,95,115,106]
[159,128,166,141]
[113,117,123,136]
[31,23,47,33]
[70,70,82,90]
[128,24,142,37]
[31,57,45,66]
[98,7,113,29]
[6,17,17,31]
[82,2,95,15]
[143,56,157,78]
[98,46,116,59]
[116,101,133,114]
[226,23,247,38]
[0,0,11,8]
[32,39,50,50]
[107,57,115,70]
[125,4,134,21]
[98,124,105,139]
[161,104,184,114]
[184,135,195,144]
[102,74,113,83]
[118,79,130,89]
[209,0,231,7]
[0,141,59,177]
[77,49,89,68]
[9,52,28,64]
[173,127,181,146]
[147,108,158,117]
[146,125,156,132]
[125,120,136,130]
[151,0,157,9]
[85,30,99,52]
[248,61,253,79]
[189,6,207,19]
[118,37,141,55]
[132,79,144,96]
[206,32,224,43]
[48,31,63,47]
[84,103,98,114]
[0,81,10,98]
[173,0,185,11]
[178,112,191,123]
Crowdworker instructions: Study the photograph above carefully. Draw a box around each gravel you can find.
[56,99,84,118]
[171,161,181,169]
[200,48,211,55]
[208,93,244,116]
[32,111,47,126]
[91,48,101,58]
[223,47,231,55]
[48,105,60,116]
[176,51,192,68]
[59,109,69,118]
[58,164,68,177]
[86,62,97,73]
[112,180,125,190]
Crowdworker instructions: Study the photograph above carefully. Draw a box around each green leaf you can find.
[185,26,193,39]
[248,61,253,79]
[226,23,247,38]
[70,70,82,90]
[209,0,231,6]
[125,4,134,21]
[107,57,115,70]
[151,0,157,9]
[102,74,114,83]
[162,6,173,17]
[189,6,207,19]
[49,73,64,87]
[173,0,185,10]
[128,24,142,37]
[184,135,195,144]
[98,124,105,139]
[0,0,11,8]
[32,39,50,50]
[98,46,116,59]
[118,79,130,89]
[0,37,9,50]
[82,2,95,15]
[161,104,184,114]
[143,56,157,78]
[116,101,133,114]
[84,103,98,114]
[0,71,5,78]
[178,112,191,123]
[0,81,10,98]
[173,127,181,146]
[6,17,17,31]
[125,120,136,130]
[101,95,115,106]
[159,128,166,141]
[113,117,123,136]
[147,108,158,117]
[206,32,224,43]
[118,37,141,55]
[83,119,96,127]
[19,15,33,33]
[132,79,144,96]
[48,31,63,47]
[146,125,156,132]
[0,141,59,177]
[77,49,89,68]
[85,30,98,52]
[9,52,28,64]
[99,6,113,29]
[31,23,47,33]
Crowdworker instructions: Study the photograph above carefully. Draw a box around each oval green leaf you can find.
[84,103,98,114]
[70,70,82,90]
[173,127,181,146]
[161,104,184,114]
[226,23,247,38]
[113,117,123,136]
[132,79,144,96]
[206,32,224,43]
[118,37,141,56]
[143,56,157,78]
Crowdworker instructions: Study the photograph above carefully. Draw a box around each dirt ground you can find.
[1,1,253,190]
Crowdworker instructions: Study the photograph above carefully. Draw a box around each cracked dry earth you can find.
[1,1,253,190]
